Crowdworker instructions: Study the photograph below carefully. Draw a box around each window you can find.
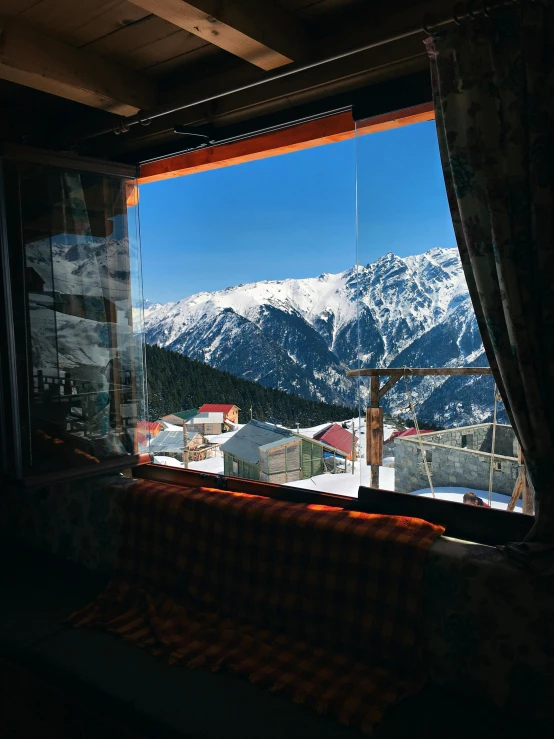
[0,150,147,480]
[2,108,528,526]
[134,111,527,520]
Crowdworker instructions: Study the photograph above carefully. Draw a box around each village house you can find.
[221,420,348,483]
[312,423,358,460]
[198,403,240,426]
[135,420,164,447]
[160,409,198,427]
[146,427,219,464]
[184,433,221,463]
[136,420,164,439]
[143,429,183,459]
[186,411,233,435]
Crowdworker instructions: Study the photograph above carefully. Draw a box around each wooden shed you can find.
[221,420,347,484]
[259,437,302,484]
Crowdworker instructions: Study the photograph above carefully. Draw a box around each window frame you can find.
[0,144,150,486]
[134,100,533,544]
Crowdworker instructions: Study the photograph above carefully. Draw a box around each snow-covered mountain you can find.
[145,247,504,427]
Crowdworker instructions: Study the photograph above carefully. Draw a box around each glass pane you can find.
[354,117,522,512]
[140,121,361,494]
[20,163,146,476]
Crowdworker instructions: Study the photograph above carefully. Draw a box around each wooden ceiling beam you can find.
[0,17,157,116]
[86,35,427,159]
[127,0,308,70]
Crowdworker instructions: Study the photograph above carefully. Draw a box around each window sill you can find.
[133,464,534,546]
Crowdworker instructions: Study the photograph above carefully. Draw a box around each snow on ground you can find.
[160,421,181,430]
[152,416,524,516]
[188,456,224,475]
[153,455,184,468]
[411,486,522,512]
[205,425,244,445]
[153,416,401,496]
[286,460,394,498]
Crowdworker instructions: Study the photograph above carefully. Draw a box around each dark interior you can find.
[1,1,553,737]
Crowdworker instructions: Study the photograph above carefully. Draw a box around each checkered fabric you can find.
[69,480,444,735]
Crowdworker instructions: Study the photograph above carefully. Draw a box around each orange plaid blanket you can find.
[69,480,444,735]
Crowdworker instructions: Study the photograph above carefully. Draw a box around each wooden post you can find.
[508,469,524,512]
[183,422,189,469]
[518,445,534,515]
[367,376,383,489]
[509,444,535,515]
[351,422,356,474]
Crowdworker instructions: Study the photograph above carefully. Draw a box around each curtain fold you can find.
[426,5,554,540]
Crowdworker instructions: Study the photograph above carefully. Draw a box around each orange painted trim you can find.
[138,102,435,184]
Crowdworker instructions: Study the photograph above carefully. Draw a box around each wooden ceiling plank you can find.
[86,15,186,59]
[0,16,157,115]
[87,38,426,157]
[141,41,219,76]
[127,0,309,70]
[73,2,153,48]
[15,0,152,48]
[127,31,212,72]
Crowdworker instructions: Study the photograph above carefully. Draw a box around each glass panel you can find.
[140,119,360,493]
[354,117,521,512]
[19,163,146,476]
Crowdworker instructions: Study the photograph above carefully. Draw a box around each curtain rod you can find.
[84,0,520,143]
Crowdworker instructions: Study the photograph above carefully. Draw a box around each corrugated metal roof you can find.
[313,423,357,456]
[148,429,183,454]
[220,420,291,464]
[171,408,199,421]
[259,436,299,452]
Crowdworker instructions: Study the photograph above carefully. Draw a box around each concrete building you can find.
[394,423,519,497]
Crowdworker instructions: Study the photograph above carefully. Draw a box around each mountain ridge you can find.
[144,247,504,426]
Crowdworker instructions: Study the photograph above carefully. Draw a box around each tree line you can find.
[146,343,355,428]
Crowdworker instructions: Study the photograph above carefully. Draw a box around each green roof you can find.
[171,408,198,421]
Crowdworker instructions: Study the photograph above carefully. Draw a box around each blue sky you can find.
[139,120,456,304]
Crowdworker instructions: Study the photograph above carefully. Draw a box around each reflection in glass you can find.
[20,164,146,476]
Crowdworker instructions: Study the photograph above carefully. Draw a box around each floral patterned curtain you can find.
[426,5,554,540]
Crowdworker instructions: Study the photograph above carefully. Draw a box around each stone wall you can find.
[418,423,516,456]
[394,437,519,496]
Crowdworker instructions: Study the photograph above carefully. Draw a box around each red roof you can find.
[397,428,433,438]
[136,432,149,446]
[137,421,163,434]
[313,424,357,456]
[198,404,237,415]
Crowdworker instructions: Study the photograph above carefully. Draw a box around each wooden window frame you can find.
[137,103,434,184]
